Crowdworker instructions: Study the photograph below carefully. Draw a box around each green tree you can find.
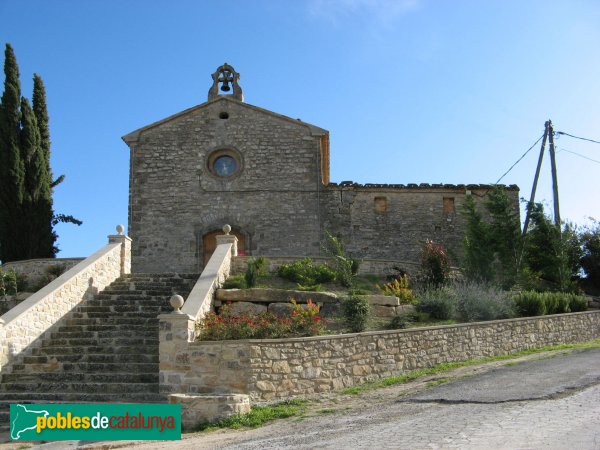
[462,193,494,281]
[485,186,522,288]
[580,220,600,289]
[0,43,24,262]
[461,186,521,288]
[522,203,577,292]
[0,43,81,262]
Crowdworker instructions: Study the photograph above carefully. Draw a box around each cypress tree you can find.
[32,74,54,186]
[20,96,55,258]
[0,43,24,262]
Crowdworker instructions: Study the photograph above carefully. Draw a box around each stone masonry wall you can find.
[126,98,325,273]
[320,184,519,265]
[125,95,519,274]
[2,258,85,289]
[161,311,600,402]
[0,235,130,372]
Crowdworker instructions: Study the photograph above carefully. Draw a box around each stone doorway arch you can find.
[202,229,246,266]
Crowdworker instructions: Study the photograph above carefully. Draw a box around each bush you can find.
[245,257,270,288]
[222,274,246,289]
[342,294,370,332]
[278,258,335,285]
[421,240,450,287]
[377,275,416,304]
[513,291,587,317]
[386,314,413,330]
[197,300,326,341]
[581,220,600,289]
[245,262,258,288]
[415,286,456,320]
[452,281,515,322]
[322,232,356,288]
[0,268,18,296]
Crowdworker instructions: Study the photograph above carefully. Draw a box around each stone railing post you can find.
[216,224,238,257]
[107,224,132,276]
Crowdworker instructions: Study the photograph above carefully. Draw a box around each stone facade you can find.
[123,64,519,273]
[159,310,600,402]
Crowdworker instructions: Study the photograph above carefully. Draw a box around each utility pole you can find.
[522,121,549,235]
[548,120,561,226]
[522,120,562,235]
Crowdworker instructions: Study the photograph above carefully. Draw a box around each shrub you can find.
[245,257,270,288]
[278,258,335,285]
[342,294,370,332]
[415,286,456,320]
[197,300,326,341]
[581,220,600,289]
[377,275,416,304]
[513,291,587,317]
[452,281,515,322]
[289,299,326,336]
[386,314,413,330]
[0,268,18,297]
[421,240,450,287]
[245,262,258,288]
[222,274,246,289]
[322,232,356,288]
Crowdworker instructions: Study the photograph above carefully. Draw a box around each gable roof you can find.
[122,97,328,145]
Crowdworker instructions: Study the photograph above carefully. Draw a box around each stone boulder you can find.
[227,302,267,316]
[216,288,338,304]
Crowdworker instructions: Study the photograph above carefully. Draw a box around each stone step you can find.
[1,372,158,384]
[69,310,164,319]
[40,337,158,347]
[77,304,167,313]
[22,353,158,364]
[32,346,157,356]
[0,382,159,394]
[9,362,158,374]
[65,317,159,326]
[50,329,157,340]
[56,324,156,333]
[0,391,166,405]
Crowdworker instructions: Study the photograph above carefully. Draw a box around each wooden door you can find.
[203,230,246,265]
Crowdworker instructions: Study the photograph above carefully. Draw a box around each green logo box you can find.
[10,403,181,441]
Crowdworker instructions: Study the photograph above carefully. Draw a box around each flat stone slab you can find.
[216,288,339,304]
[361,295,400,306]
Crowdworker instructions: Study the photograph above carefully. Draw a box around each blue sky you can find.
[1,0,599,258]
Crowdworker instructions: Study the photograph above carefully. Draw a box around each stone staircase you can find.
[0,273,198,433]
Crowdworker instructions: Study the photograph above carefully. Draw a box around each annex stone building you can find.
[122,64,519,273]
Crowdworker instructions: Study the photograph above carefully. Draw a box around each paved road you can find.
[16,347,600,450]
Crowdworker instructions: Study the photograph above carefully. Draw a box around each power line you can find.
[556,131,600,145]
[557,148,600,165]
[495,134,544,184]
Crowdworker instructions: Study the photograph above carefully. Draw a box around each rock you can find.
[397,304,416,315]
[361,294,399,306]
[372,305,397,317]
[268,303,294,317]
[228,302,267,316]
[216,288,338,304]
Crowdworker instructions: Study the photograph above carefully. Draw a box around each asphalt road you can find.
[15,347,600,450]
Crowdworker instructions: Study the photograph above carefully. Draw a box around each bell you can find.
[221,81,231,92]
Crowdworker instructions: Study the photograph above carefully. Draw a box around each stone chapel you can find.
[122,64,519,273]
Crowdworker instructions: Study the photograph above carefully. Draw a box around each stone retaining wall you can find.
[161,310,600,403]
[1,258,85,289]
[0,234,131,372]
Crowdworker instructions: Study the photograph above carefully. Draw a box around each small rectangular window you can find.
[443,197,455,214]
[374,196,387,213]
